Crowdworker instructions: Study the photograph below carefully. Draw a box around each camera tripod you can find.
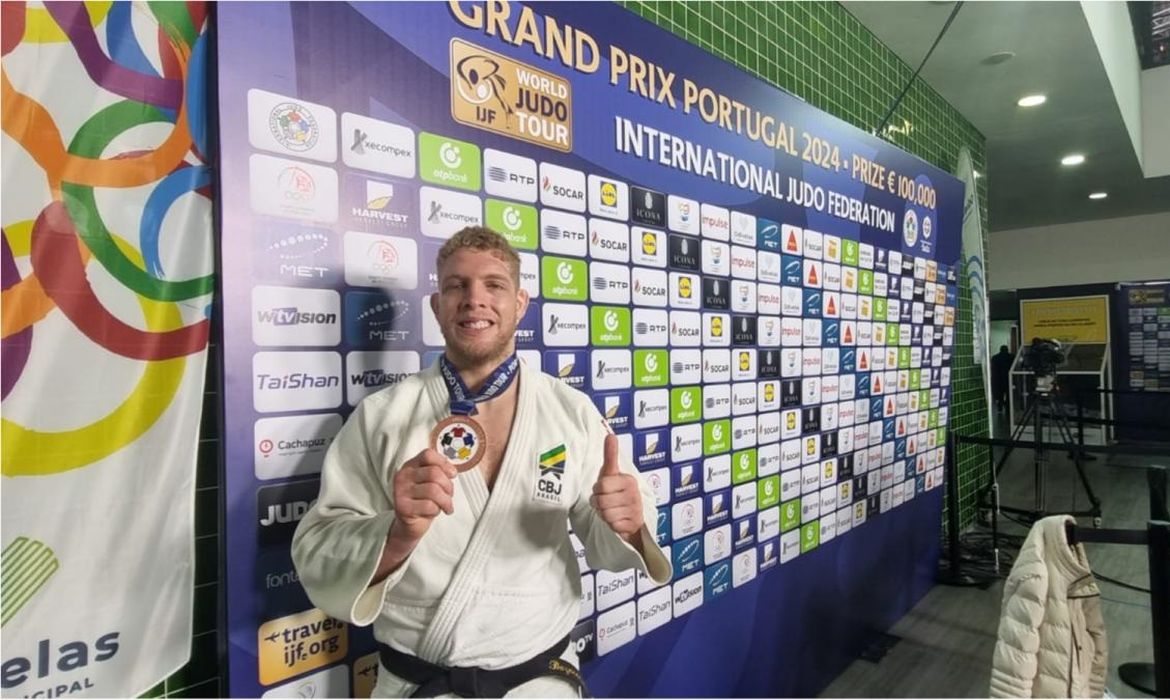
[981,376,1102,525]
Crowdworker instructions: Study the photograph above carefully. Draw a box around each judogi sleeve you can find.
[292,398,403,626]
[568,407,672,584]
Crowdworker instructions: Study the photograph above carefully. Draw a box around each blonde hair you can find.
[435,226,520,286]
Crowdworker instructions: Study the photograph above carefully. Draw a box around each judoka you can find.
[293,226,671,697]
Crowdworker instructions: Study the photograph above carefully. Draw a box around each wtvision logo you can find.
[345,350,420,405]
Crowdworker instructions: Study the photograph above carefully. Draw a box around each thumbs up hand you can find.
[590,433,645,542]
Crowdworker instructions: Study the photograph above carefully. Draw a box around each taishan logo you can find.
[451,39,572,152]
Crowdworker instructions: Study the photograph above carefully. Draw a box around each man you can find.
[991,345,1013,413]
[293,226,670,697]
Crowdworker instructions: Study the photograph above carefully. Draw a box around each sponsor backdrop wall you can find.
[1,2,213,698]
[215,1,986,697]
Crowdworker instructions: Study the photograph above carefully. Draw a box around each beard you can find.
[442,321,517,369]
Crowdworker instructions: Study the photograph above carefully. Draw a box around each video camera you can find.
[1020,337,1066,390]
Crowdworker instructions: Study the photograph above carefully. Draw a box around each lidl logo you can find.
[600,181,618,207]
[642,231,658,255]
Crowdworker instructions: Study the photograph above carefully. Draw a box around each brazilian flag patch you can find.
[539,445,567,476]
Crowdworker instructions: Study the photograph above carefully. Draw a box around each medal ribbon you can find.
[438,354,518,416]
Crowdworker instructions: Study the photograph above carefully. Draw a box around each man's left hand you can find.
[591,433,645,544]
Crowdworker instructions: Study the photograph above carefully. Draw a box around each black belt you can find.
[377,634,587,698]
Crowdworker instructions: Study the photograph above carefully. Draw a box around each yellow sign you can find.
[257,608,348,686]
[450,38,573,152]
[1021,296,1109,343]
[353,651,380,698]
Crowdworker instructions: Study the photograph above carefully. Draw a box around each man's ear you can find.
[515,288,530,319]
[429,292,439,316]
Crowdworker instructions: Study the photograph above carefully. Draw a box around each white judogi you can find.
[292,359,671,696]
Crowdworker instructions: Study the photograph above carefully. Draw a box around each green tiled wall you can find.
[621,0,992,525]
[158,3,992,697]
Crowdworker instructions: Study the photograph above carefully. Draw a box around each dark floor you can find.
[821,421,1165,698]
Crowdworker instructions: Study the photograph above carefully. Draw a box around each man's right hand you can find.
[390,448,457,543]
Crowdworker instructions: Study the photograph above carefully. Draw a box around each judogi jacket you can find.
[292,359,672,673]
[990,515,1108,698]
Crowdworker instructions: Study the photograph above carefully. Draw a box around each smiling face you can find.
[431,247,528,371]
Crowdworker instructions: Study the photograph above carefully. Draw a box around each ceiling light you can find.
[1088,192,1108,200]
[973,170,982,179]
[1017,94,1047,107]
[981,51,1016,66]
[1061,154,1085,166]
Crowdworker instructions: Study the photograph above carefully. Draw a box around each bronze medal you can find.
[430,415,487,472]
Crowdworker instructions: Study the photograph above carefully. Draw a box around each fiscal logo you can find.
[539,162,586,212]
[542,303,589,346]
[803,229,824,259]
[591,307,631,346]
[419,186,482,239]
[451,38,572,151]
[542,257,587,300]
[630,186,666,227]
[483,148,538,202]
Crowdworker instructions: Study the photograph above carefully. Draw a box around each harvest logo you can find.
[450,38,572,152]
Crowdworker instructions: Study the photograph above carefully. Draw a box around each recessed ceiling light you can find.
[981,51,1016,66]
[973,170,982,179]
[1017,94,1047,107]
[1088,192,1108,200]
[1061,154,1086,166]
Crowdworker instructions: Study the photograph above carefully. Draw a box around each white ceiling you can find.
[843,0,1170,232]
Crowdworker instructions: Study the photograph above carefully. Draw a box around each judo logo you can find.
[534,444,567,504]
[438,424,479,464]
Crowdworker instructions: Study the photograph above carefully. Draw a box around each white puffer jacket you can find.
[990,515,1108,698]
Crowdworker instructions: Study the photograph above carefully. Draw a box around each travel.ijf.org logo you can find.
[450,38,573,152]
